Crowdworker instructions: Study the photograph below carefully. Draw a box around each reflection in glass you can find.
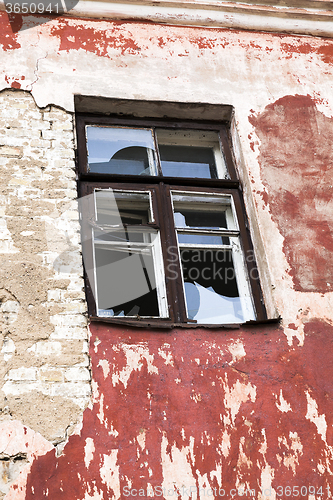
[87,126,157,176]
[95,190,151,226]
[177,233,230,245]
[95,243,159,316]
[174,210,227,229]
[156,128,228,179]
[93,189,162,317]
[180,248,245,323]
[159,145,217,178]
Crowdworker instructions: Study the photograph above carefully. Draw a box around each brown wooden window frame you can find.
[76,113,267,327]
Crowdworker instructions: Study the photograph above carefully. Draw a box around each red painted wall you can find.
[250,95,333,293]
[24,319,333,499]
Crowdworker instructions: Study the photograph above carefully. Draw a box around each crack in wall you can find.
[28,50,49,92]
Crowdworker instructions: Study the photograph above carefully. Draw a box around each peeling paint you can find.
[84,437,95,469]
[0,15,21,51]
[305,392,327,443]
[21,321,333,498]
[0,420,53,498]
[275,390,292,413]
[249,95,333,293]
[49,21,141,57]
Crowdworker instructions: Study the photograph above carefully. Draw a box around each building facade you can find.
[0,2,333,498]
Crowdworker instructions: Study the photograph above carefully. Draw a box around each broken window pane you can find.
[180,248,249,323]
[173,193,233,245]
[87,127,157,176]
[174,209,227,229]
[172,193,234,227]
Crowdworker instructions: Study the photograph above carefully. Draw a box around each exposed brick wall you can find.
[0,89,90,448]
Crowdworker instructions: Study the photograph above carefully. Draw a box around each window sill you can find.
[89,316,281,330]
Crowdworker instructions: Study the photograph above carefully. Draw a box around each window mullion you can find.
[158,184,187,323]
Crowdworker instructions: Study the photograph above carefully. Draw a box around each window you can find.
[76,110,266,326]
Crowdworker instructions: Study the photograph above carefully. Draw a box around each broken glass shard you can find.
[180,248,251,323]
[185,282,250,324]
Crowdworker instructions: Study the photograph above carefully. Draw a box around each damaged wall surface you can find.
[25,322,333,499]
[0,7,333,499]
[0,89,90,496]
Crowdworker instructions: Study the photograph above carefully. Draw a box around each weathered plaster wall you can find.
[0,10,332,499]
[0,90,90,496]
[250,95,333,294]
[21,322,333,499]
[1,13,333,113]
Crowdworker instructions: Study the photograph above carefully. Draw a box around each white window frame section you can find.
[171,191,255,324]
[92,188,168,319]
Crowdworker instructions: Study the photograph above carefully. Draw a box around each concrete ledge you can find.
[12,0,333,38]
